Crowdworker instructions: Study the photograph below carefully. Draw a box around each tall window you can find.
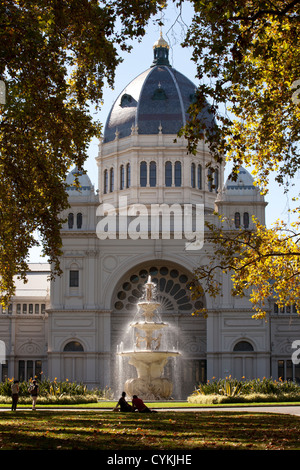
[110,168,114,192]
[150,161,156,187]
[175,161,181,187]
[77,213,82,229]
[120,165,125,190]
[234,212,241,228]
[68,213,74,229]
[140,161,147,187]
[104,169,108,194]
[165,161,172,187]
[208,167,212,192]
[197,164,202,189]
[191,163,196,188]
[70,270,79,287]
[243,212,249,229]
[126,163,131,188]
[18,360,42,382]
[214,168,219,192]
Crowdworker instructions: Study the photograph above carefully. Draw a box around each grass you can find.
[0,409,300,450]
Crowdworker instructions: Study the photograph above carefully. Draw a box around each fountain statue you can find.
[117,276,180,400]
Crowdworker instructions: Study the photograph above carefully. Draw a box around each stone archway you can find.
[62,340,85,383]
[111,261,206,399]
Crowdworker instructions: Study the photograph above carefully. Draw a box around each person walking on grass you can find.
[28,379,39,410]
[11,380,19,411]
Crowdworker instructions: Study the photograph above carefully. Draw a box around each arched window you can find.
[243,212,250,229]
[214,168,219,192]
[197,164,202,190]
[120,165,124,190]
[76,213,82,229]
[110,168,114,192]
[191,163,196,188]
[63,341,84,352]
[165,161,172,187]
[208,167,212,192]
[140,161,147,187]
[126,163,131,188]
[68,213,74,229]
[104,169,108,194]
[233,341,254,352]
[150,161,156,187]
[175,161,181,187]
[234,212,241,228]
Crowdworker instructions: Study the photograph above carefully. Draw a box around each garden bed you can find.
[188,377,300,404]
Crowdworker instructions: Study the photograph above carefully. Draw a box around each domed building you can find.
[2,36,300,395]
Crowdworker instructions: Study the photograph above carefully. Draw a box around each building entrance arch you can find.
[111,261,207,399]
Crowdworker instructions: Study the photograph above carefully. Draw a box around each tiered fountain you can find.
[117,276,180,400]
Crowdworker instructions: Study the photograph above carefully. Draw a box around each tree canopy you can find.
[0,0,164,303]
[180,0,300,317]
[1,0,300,316]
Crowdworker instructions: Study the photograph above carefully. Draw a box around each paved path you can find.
[2,405,300,416]
[156,406,300,416]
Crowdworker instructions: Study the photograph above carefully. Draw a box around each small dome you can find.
[153,32,170,50]
[225,167,256,192]
[66,167,93,195]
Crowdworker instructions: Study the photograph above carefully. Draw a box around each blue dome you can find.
[103,37,214,143]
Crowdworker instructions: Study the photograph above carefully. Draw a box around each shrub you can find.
[0,378,113,403]
[188,377,300,403]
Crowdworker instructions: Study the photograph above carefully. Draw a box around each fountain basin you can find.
[118,350,180,400]
[131,321,167,332]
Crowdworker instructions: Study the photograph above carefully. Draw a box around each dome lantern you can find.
[152,32,170,67]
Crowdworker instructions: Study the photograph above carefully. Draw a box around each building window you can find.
[110,168,114,192]
[126,163,131,188]
[64,341,84,352]
[70,270,79,288]
[234,212,241,228]
[233,341,254,352]
[1,362,8,382]
[175,161,181,187]
[120,165,125,190]
[208,167,218,192]
[77,213,82,229]
[41,304,46,314]
[243,212,249,229]
[208,167,212,192]
[197,164,202,190]
[35,304,39,314]
[22,304,27,314]
[19,360,25,382]
[140,161,147,187]
[191,163,196,188]
[165,161,172,187]
[149,161,156,187]
[18,360,42,382]
[214,168,219,192]
[104,169,108,194]
[29,304,33,314]
[278,360,300,383]
[17,304,21,314]
[68,213,74,229]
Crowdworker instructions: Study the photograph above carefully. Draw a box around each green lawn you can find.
[0,409,300,450]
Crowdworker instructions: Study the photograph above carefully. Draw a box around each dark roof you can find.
[103,64,214,143]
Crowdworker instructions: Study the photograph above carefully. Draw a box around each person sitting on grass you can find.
[113,391,133,412]
[132,394,157,413]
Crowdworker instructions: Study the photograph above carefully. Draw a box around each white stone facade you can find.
[1,39,300,398]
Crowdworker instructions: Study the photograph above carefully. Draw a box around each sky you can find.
[29,2,299,262]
